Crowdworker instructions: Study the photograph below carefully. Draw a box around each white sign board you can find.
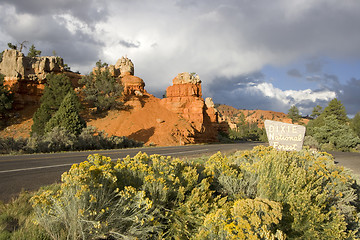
[264,120,306,151]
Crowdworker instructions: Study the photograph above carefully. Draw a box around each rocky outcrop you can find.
[0,49,81,108]
[92,56,145,97]
[92,56,134,78]
[160,73,221,143]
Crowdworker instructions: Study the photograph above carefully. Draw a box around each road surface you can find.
[0,143,260,202]
[0,142,359,202]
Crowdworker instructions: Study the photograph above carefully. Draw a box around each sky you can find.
[1,0,360,116]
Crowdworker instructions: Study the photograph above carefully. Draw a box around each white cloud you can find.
[250,82,336,114]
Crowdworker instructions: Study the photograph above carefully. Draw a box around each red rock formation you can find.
[1,55,230,146]
[120,73,146,96]
[161,72,221,143]
[0,49,81,109]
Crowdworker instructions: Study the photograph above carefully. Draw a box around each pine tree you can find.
[288,105,301,123]
[31,73,74,136]
[80,60,123,112]
[27,44,41,57]
[31,104,52,136]
[313,115,360,151]
[321,98,348,123]
[310,105,322,119]
[351,112,360,138]
[0,74,13,125]
[45,92,86,135]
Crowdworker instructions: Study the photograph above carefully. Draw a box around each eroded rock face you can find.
[0,49,80,108]
[92,57,145,97]
[121,74,146,96]
[93,56,134,78]
[161,73,220,143]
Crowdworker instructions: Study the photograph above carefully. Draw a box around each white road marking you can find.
[0,149,210,173]
[0,163,74,174]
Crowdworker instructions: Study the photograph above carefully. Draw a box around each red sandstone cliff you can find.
[0,49,81,109]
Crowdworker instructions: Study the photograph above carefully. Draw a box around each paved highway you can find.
[1,142,359,202]
[0,143,261,202]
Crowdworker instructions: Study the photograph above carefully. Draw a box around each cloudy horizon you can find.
[1,0,360,116]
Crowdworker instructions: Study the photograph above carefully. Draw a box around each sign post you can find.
[264,120,306,151]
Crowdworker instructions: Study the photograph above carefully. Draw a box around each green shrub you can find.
[0,126,143,154]
[303,135,319,149]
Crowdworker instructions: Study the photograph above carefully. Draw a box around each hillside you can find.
[216,104,309,129]
[0,51,308,146]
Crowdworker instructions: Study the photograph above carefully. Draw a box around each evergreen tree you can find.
[31,73,74,136]
[0,74,13,125]
[31,104,52,136]
[310,105,322,119]
[27,44,41,57]
[313,115,360,151]
[351,112,360,138]
[45,92,86,135]
[321,98,348,123]
[288,105,301,123]
[80,60,123,112]
[307,98,349,135]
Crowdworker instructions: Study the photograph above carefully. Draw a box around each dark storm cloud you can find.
[204,72,288,111]
[119,40,141,48]
[337,78,360,115]
[306,58,324,73]
[0,0,107,73]
[305,72,360,115]
[287,69,303,78]
[1,0,109,24]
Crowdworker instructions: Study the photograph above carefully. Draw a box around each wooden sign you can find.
[264,120,306,151]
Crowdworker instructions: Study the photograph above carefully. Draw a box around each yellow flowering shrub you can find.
[30,147,360,239]
[195,198,285,240]
[230,146,359,239]
[31,154,157,240]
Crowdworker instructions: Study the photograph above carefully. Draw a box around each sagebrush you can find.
[28,146,360,239]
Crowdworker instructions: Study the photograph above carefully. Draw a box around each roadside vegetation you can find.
[306,98,360,152]
[224,112,267,142]
[222,98,360,152]
[0,126,142,154]
[1,146,359,239]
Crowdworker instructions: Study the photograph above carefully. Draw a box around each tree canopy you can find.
[0,74,13,125]
[351,112,360,138]
[310,105,322,119]
[321,98,348,123]
[307,98,359,151]
[31,73,77,136]
[45,91,86,135]
[288,105,301,123]
[27,44,41,57]
[80,60,123,112]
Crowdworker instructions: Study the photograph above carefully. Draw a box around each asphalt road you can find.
[0,142,359,203]
[0,142,260,202]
